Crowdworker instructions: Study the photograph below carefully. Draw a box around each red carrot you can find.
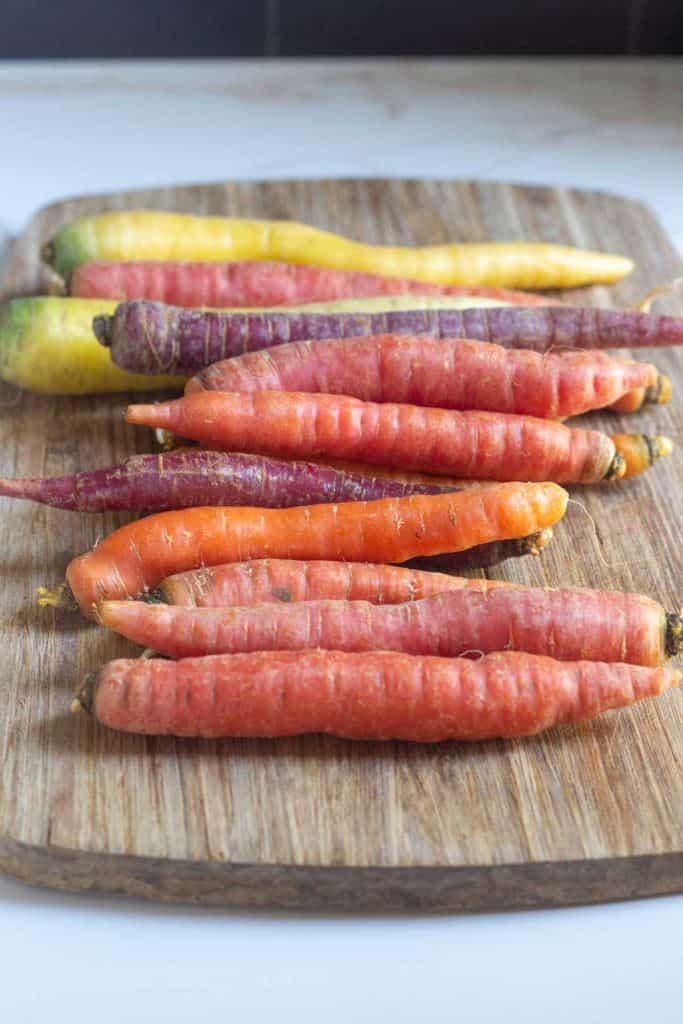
[157,558,518,607]
[97,586,683,667]
[187,333,661,419]
[72,260,556,307]
[126,391,623,484]
[74,650,680,740]
[64,482,568,615]
[97,300,683,377]
[0,449,452,512]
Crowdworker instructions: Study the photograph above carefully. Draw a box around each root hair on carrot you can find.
[566,497,610,569]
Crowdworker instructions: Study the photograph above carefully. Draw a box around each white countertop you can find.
[1,58,682,1023]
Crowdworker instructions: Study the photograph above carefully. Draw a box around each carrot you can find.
[97,585,683,667]
[157,558,519,608]
[608,374,673,414]
[126,392,624,484]
[97,301,683,377]
[0,449,454,513]
[64,482,568,616]
[71,260,556,306]
[611,434,674,478]
[73,650,680,740]
[44,211,634,289]
[186,333,662,420]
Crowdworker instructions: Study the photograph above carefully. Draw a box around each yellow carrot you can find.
[0,297,184,395]
[44,211,634,289]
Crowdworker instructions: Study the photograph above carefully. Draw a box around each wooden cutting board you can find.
[0,179,682,911]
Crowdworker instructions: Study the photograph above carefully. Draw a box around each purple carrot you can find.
[0,448,455,513]
[94,300,683,376]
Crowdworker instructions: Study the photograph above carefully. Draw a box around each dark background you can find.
[1,0,682,57]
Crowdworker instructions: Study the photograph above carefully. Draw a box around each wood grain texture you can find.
[0,178,682,910]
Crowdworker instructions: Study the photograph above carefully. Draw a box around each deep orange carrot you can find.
[126,392,622,484]
[75,650,680,740]
[188,333,662,419]
[611,434,674,478]
[97,586,682,666]
[65,482,567,616]
[157,558,516,607]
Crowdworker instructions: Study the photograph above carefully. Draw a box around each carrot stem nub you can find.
[665,614,683,657]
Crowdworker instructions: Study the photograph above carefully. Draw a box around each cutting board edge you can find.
[8,175,674,262]
[2,833,682,911]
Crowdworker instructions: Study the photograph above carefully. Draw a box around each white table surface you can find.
[1,58,682,1023]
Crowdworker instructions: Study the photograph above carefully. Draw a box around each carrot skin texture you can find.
[97,587,669,666]
[65,482,568,615]
[100,301,683,377]
[73,261,554,307]
[187,333,658,420]
[159,558,516,608]
[126,391,617,484]
[83,650,680,740]
[45,211,633,289]
[0,449,451,513]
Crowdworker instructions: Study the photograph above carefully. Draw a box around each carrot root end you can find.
[522,528,553,556]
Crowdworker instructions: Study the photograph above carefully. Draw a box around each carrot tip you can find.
[37,583,78,612]
[522,528,553,556]
[72,673,97,715]
[125,405,151,424]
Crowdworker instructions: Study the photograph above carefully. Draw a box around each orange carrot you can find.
[126,392,622,484]
[157,558,516,607]
[74,650,680,740]
[611,434,674,478]
[97,586,683,666]
[64,482,567,616]
[188,333,662,420]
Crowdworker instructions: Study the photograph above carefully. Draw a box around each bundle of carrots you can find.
[1,207,680,741]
